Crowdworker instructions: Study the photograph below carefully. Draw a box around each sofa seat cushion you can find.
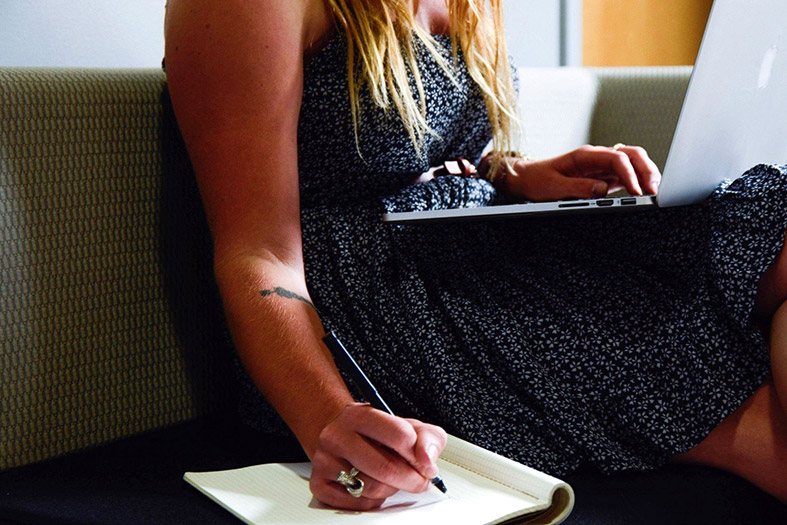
[565,464,786,524]
[0,416,306,524]
[0,416,785,524]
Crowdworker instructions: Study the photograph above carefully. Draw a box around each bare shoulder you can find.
[164,0,315,56]
[162,0,333,264]
[164,0,331,54]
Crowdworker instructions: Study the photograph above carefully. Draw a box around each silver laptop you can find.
[383,0,787,224]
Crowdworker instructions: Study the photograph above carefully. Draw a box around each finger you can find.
[601,147,643,196]
[407,420,448,479]
[348,440,431,494]
[310,452,399,503]
[310,475,386,511]
[513,162,608,201]
[617,145,662,194]
[590,174,626,194]
[345,408,421,467]
[574,147,643,196]
[354,472,401,500]
[555,175,609,200]
[312,452,401,500]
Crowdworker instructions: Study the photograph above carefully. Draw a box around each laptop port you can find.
[558,202,591,209]
[596,199,614,207]
[621,198,637,206]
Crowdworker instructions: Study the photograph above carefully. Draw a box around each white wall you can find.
[0,0,166,68]
[562,0,584,66]
[505,0,561,67]
[504,0,583,68]
[0,0,579,69]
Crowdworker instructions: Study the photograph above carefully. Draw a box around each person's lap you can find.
[302,164,787,492]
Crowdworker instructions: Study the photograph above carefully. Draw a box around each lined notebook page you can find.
[441,435,572,503]
[440,435,574,523]
[185,461,548,524]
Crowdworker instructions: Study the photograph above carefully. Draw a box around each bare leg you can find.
[770,302,787,423]
[753,226,787,411]
[669,230,787,500]
[673,378,787,502]
[674,224,787,501]
[752,226,787,331]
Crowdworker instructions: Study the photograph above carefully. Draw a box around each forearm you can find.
[215,254,353,458]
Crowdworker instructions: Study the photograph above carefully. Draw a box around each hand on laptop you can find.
[501,145,662,202]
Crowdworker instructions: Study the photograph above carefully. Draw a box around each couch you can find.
[1,66,785,524]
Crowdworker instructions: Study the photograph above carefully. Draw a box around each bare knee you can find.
[770,302,787,417]
[673,380,787,502]
[753,226,787,324]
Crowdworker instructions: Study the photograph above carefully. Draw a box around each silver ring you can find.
[336,467,364,498]
[612,143,626,151]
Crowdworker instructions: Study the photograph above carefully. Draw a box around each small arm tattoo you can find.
[260,286,317,312]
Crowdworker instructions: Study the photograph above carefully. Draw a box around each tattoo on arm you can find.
[260,286,317,312]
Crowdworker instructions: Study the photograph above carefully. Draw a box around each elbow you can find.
[212,247,306,298]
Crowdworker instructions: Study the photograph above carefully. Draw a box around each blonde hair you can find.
[325,0,519,176]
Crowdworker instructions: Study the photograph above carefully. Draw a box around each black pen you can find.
[322,330,448,494]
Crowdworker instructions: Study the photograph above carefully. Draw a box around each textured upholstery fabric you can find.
[591,67,692,171]
[0,68,233,470]
[0,66,692,471]
[518,66,691,170]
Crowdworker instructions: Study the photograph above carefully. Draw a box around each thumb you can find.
[409,421,447,479]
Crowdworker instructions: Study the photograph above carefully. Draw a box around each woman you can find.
[163,0,787,510]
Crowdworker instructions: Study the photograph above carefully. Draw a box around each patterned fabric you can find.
[238,33,787,476]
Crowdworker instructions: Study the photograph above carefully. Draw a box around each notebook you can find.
[383,0,787,224]
[184,434,574,525]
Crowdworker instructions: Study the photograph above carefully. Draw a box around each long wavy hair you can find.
[325,0,519,173]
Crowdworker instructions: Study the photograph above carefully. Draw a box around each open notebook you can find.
[184,434,574,525]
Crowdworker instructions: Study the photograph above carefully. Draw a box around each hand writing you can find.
[309,403,447,510]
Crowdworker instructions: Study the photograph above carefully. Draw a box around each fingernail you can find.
[593,182,608,197]
[425,464,439,479]
[424,444,440,478]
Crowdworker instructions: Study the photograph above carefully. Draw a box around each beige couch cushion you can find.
[0,68,231,470]
[0,66,691,470]
[518,66,691,170]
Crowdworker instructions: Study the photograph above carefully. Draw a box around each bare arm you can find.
[165,0,348,455]
[164,0,445,509]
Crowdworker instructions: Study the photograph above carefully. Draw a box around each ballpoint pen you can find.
[322,331,448,494]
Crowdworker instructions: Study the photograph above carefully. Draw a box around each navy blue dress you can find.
[238,32,787,477]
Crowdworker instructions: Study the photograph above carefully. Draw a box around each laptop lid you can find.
[657,0,787,207]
